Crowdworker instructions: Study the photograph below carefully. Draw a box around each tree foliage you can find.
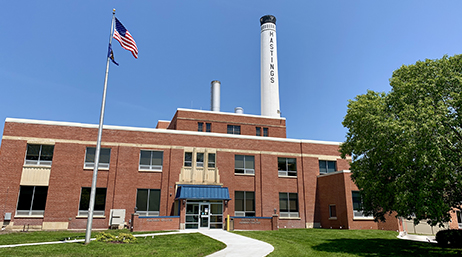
[340,54,462,226]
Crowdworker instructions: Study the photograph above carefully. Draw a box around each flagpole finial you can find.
[113,9,116,14]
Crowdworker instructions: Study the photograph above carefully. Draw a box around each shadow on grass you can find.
[312,238,462,256]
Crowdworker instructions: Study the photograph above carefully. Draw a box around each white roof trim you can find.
[176,108,286,121]
[5,118,341,145]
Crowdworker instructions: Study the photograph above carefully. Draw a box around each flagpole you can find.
[85,9,116,245]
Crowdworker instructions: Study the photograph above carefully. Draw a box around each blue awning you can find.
[175,185,231,200]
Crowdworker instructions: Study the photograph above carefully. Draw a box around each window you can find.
[206,123,211,132]
[198,122,204,132]
[136,189,160,216]
[16,186,48,216]
[352,191,372,218]
[278,157,297,177]
[208,153,216,168]
[263,128,268,137]
[235,191,255,216]
[319,160,336,174]
[25,144,54,166]
[279,192,299,218]
[329,205,337,218]
[196,153,204,167]
[84,147,111,169]
[139,150,163,171]
[184,152,192,167]
[227,125,241,135]
[256,127,261,136]
[235,155,255,175]
[457,211,462,228]
[79,187,107,216]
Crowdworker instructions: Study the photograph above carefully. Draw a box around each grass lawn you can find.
[0,230,225,256]
[235,229,462,257]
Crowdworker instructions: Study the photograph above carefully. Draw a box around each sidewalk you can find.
[0,229,275,256]
[397,232,437,243]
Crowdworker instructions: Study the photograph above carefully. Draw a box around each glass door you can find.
[199,203,210,229]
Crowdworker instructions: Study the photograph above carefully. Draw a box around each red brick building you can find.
[0,108,400,231]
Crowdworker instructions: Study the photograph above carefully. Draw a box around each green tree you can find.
[340,54,462,226]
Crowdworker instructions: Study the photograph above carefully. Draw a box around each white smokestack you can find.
[260,15,281,117]
[210,80,221,112]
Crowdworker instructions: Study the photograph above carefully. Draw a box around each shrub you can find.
[436,229,462,248]
[95,232,137,243]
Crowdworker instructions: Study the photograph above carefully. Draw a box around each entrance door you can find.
[199,203,210,229]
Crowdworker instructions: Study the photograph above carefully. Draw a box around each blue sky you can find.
[1,1,462,143]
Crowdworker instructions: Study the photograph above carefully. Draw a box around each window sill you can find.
[278,175,297,179]
[235,173,255,176]
[76,215,106,219]
[14,215,44,218]
[83,167,109,171]
[23,164,52,168]
[138,169,162,173]
[279,217,301,220]
[353,217,374,221]
[329,217,337,220]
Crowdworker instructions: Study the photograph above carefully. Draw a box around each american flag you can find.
[113,18,138,59]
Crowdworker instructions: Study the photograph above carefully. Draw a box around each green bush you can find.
[436,229,462,248]
[95,232,137,243]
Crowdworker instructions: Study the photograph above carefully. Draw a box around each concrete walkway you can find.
[397,233,437,243]
[0,229,275,256]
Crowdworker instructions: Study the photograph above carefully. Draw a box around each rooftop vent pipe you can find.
[234,107,244,114]
[211,80,221,112]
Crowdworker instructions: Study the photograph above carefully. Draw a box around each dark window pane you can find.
[85,148,96,163]
[40,145,54,161]
[185,152,192,166]
[235,126,241,135]
[198,122,203,132]
[140,151,151,166]
[148,189,160,212]
[136,189,148,212]
[278,157,286,171]
[206,123,211,132]
[26,145,40,160]
[94,188,107,211]
[79,188,91,211]
[352,191,362,210]
[235,155,244,169]
[152,151,163,166]
[208,153,215,168]
[79,187,106,211]
[197,153,204,162]
[319,161,327,174]
[227,125,233,134]
[327,161,336,173]
[235,191,244,212]
[246,192,255,212]
[17,186,34,210]
[31,186,48,210]
[289,193,298,212]
[279,193,288,212]
[245,156,254,169]
[287,158,297,171]
[99,148,111,164]
[256,127,261,136]
[263,128,268,137]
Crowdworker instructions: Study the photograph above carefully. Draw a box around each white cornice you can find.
[5,118,341,146]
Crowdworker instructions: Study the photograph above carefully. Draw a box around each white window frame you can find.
[279,192,299,218]
[319,160,337,174]
[235,155,255,175]
[139,150,163,171]
[278,157,297,177]
[24,144,54,166]
[352,191,373,219]
[84,147,111,169]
